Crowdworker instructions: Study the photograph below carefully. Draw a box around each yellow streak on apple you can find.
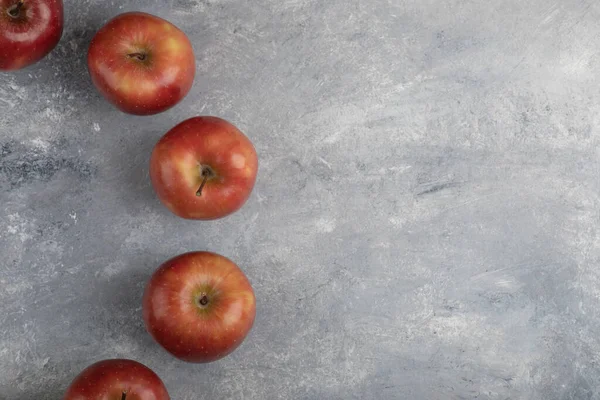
[176,153,201,189]
[231,153,246,169]
[165,37,185,54]
[118,77,132,93]
[222,301,243,327]
[138,79,158,95]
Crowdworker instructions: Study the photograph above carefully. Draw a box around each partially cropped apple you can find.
[63,359,170,400]
[143,251,256,363]
[0,0,63,71]
[87,12,195,115]
[150,116,258,220]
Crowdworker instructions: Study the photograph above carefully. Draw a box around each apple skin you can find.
[143,251,256,363]
[0,0,63,71]
[63,359,170,400]
[87,12,195,115]
[149,116,258,220]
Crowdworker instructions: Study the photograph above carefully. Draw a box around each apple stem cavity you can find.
[199,295,209,306]
[196,166,215,197]
[7,0,24,18]
[127,52,147,61]
[195,293,210,308]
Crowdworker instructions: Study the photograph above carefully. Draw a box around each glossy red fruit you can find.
[0,0,63,71]
[63,359,170,400]
[87,12,195,115]
[143,251,256,363]
[150,116,258,220]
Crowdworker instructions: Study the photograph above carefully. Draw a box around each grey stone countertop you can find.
[2,0,600,399]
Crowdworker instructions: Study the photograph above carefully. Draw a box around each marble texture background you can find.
[2,0,600,399]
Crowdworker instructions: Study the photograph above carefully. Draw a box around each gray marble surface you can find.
[1,0,600,399]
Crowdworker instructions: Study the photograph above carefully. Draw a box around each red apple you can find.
[150,116,258,220]
[87,12,195,115]
[63,359,170,400]
[143,251,256,363]
[0,0,63,71]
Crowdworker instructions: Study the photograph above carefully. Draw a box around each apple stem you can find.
[196,175,209,197]
[121,393,127,400]
[196,167,214,197]
[7,0,24,17]
[127,52,147,61]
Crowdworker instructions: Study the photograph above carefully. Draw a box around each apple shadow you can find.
[103,126,176,218]
[12,360,71,400]
[19,10,112,114]
[50,23,105,107]
[87,250,171,356]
